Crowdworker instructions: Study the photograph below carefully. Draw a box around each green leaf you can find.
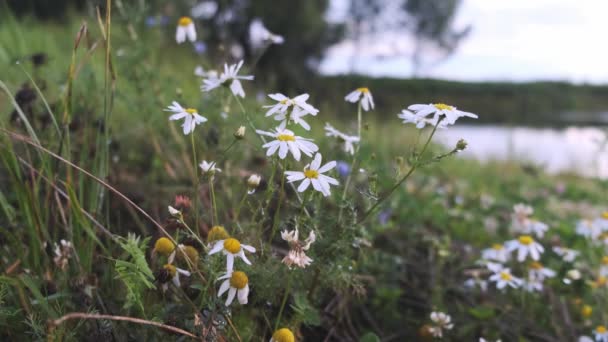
[359,332,381,342]
[468,306,496,320]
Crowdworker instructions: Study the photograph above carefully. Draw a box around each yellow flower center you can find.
[272,328,295,342]
[223,238,241,254]
[154,237,175,256]
[304,169,319,179]
[581,305,593,317]
[602,211,608,219]
[207,225,230,243]
[603,256,608,265]
[518,235,533,245]
[357,87,369,93]
[529,261,543,270]
[229,271,248,289]
[277,134,295,142]
[434,103,454,111]
[500,271,512,281]
[178,245,199,266]
[492,243,503,250]
[280,99,291,105]
[163,264,177,278]
[597,325,607,334]
[185,108,198,115]
[597,276,607,286]
[178,17,193,27]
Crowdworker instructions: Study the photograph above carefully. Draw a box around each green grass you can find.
[1,9,608,342]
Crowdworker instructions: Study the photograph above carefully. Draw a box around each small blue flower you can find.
[194,41,207,55]
[145,16,158,27]
[336,161,350,178]
[378,209,392,225]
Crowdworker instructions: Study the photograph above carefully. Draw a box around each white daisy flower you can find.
[324,123,360,155]
[281,228,316,269]
[553,246,579,263]
[176,17,196,43]
[528,261,556,281]
[408,103,478,125]
[160,264,191,291]
[576,219,603,239]
[488,266,523,289]
[208,238,256,272]
[165,101,208,135]
[168,205,181,217]
[217,271,250,306]
[263,93,319,130]
[194,66,219,79]
[481,243,510,263]
[397,109,447,129]
[201,60,254,98]
[428,312,454,338]
[199,160,221,176]
[285,153,339,197]
[249,18,284,49]
[344,87,374,111]
[53,239,73,270]
[256,128,318,161]
[594,326,608,342]
[505,235,544,262]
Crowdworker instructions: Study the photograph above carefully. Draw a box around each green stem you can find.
[338,102,362,223]
[234,191,249,225]
[269,159,287,243]
[356,121,440,225]
[209,178,218,226]
[275,273,292,330]
[191,132,199,230]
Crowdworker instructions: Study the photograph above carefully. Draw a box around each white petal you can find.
[297,178,311,192]
[318,161,336,173]
[218,279,230,297]
[310,153,322,170]
[226,288,236,306]
[241,244,256,253]
[239,250,252,265]
[237,285,249,304]
[208,241,224,255]
[226,253,235,272]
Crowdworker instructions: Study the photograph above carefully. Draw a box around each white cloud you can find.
[322,0,608,82]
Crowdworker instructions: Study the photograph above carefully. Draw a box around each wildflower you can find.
[428,311,454,338]
[481,244,509,263]
[209,238,256,272]
[397,109,443,129]
[176,244,199,267]
[256,128,318,161]
[336,160,351,178]
[201,60,254,98]
[505,235,544,262]
[217,271,250,306]
[234,126,246,139]
[324,123,360,155]
[344,87,374,111]
[194,66,218,79]
[165,101,207,135]
[53,240,73,270]
[153,237,175,257]
[168,206,181,217]
[176,16,196,43]
[263,93,319,130]
[576,220,603,239]
[581,305,593,318]
[159,264,191,291]
[249,18,284,49]
[173,195,192,212]
[489,266,523,290]
[207,225,230,243]
[591,276,607,289]
[281,228,316,269]
[193,41,207,55]
[463,269,488,292]
[247,174,261,194]
[270,328,295,342]
[285,153,339,197]
[564,269,582,284]
[199,160,221,178]
[595,326,608,342]
[553,246,579,263]
[407,103,478,126]
[528,261,556,281]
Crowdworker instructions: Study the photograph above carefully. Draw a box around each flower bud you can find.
[455,139,468,151]
[247,174,261,194]
[234,126,246,139]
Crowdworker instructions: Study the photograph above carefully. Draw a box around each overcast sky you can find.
[320,0,608,83]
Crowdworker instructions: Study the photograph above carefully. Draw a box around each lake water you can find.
[435,125,608,179]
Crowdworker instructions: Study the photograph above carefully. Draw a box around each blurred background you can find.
[3,0,608,178]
